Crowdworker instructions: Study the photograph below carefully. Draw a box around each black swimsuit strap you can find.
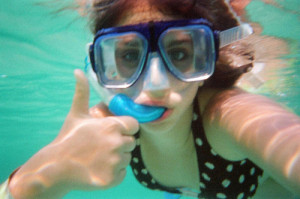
[192,99,263,198]
[130,100,263,198]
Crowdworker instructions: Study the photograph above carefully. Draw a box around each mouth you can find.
[151,108,173,122]
[141,100,169,107]
[134,99,173,122]
[109,94,167,123]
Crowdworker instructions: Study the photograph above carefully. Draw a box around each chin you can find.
[140,110,177,133]
[140,103,188,134]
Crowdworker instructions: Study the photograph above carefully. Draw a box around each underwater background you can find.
[0,0,299,198]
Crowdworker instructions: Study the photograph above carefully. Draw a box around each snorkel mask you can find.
[85,18,253,123]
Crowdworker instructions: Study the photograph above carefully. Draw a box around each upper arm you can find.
[197,87,300,195]
[197,87,247,161]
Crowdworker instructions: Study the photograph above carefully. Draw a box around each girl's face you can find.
[111,1,202,133]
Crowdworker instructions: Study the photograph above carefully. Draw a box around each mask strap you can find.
[219,23,253,48]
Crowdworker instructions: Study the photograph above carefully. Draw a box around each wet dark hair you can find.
[88,0,254,88]
[90,0,239,33]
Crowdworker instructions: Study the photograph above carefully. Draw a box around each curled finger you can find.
[121,135,136,153]
[108,116,139,136]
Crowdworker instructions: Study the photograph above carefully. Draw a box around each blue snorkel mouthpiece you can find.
[109,94,166,123]
[85,56,166,123]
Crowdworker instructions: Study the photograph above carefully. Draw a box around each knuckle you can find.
[100,169,127,189]
[128,135,136,144]
[108,153,123,168]
[102,117,124,131]
[115,169,127,185]
[123,116,140,133]
[129,117,139,130]
[106,116,139,135]
[125,136,136,151]
[89,103,112,118]
[123,153,132,166]
[130,139,137,150]
[109,135,124,151]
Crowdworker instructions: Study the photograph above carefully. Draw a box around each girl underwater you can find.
[1,0,300,198]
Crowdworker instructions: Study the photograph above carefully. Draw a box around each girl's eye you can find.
[122,50,140,62]
[168,49,188,61]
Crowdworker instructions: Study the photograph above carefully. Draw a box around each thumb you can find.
[90,103,114,118]
[70,69,90,116]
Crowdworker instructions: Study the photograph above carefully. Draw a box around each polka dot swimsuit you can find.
[130,103,263,199]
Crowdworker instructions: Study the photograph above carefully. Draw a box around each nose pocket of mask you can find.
[142,52,170,92]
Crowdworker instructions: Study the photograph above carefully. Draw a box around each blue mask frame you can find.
[89,18,220,88]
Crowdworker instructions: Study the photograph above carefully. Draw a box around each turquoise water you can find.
[0,0,299,198]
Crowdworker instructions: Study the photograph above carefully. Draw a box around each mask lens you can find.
[94,32,148,88]
[159,25,216,81]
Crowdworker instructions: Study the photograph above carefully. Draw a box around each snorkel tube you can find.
[85,57,166,123]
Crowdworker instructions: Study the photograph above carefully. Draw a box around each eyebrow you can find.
[165,39,192,48]
[124,40,142,47]
[118,37,143,47]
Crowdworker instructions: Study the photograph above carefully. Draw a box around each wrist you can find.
[0,167,21,199]
[0,180,14,199]
[8,161,70,199]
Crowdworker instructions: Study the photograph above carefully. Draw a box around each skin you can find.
[230,0,251,16]
[8,1,300,198]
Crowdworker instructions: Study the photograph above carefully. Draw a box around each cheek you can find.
[170,76,200,97]
[181,83,199,102]
[167,79,200,111]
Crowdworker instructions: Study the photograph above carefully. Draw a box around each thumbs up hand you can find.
[56,69,139,188]
[9,70,139,199]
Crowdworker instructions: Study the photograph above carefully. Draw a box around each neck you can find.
[138,104,200,190]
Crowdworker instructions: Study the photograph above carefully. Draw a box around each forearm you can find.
[8,145,70,199]
[203,88,300,195]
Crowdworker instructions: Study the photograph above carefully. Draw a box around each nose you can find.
[142,52,170,99]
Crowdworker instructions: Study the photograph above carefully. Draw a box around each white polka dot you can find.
[226,164,233,172]
[237,192,244,199]
[142,181,148,186]
[133,157,139,163]
[211,149,217,156]
[202,173,211,181]
[217,193,227,199]
[199,182,206,188]
[239,175,245,184]
[193,113,198,121]
[240,160,246,165]
[222,179,231,188]
[196,138,203,146]
[141,169,148,175]
[134,169,138,175]
[250,184,256,192]
[250,167,255,175]
[205,162,215,170]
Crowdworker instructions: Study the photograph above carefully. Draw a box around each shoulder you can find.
[197,87,251,115]
[197,87,300,196]
[254,177,295,199]
[196,87,247,161]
